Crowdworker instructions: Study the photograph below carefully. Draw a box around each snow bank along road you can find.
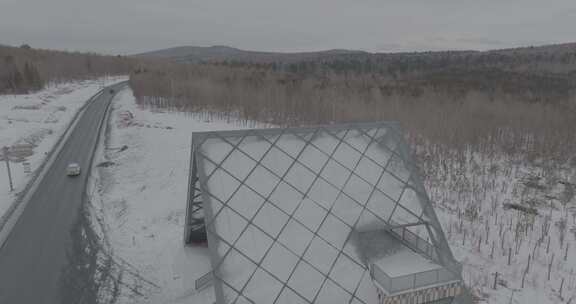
[0,82,126,304]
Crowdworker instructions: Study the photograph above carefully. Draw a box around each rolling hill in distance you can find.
[135,42,576,64]
[135,42,576,106]
[134,45,369,63]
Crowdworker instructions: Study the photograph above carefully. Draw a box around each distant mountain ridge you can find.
[134,45,370,63]
[135,42,576,65]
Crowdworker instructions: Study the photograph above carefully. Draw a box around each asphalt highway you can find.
[0,83,125,304]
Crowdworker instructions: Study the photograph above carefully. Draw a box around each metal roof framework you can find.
[187,122,461,304]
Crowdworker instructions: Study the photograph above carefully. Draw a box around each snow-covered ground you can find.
[0,76,127,220]
[422,148,576,303]
[89,88,261,304]
[90,87,576,304]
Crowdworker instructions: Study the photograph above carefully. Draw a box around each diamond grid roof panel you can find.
[192,122,456,304]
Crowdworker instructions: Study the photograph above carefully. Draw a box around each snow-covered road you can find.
[0,77,127,220]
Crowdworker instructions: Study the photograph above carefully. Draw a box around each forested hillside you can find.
[130,42,576,163]
[0,44,135,94]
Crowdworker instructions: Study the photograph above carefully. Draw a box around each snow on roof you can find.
[191,122,454,304]
[372,242,441,277]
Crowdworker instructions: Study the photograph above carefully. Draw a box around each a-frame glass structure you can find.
[187,122,464,304]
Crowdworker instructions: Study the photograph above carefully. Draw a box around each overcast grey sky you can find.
[1,0,576,55]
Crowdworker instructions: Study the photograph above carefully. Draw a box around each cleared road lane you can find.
[0,83,125,304]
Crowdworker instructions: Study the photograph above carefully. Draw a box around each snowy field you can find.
[423,148,576,303]
[90,87,576,304]
[89,88,261,304]
[0,76,127,220]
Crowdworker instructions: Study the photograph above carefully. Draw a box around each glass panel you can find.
[303,237,340,275]
[330,194,363,227]
[235,295,252,304]
[220,282,240,303]
[342,129,371,153]
[364,141,393,168]
[218,248,256,291]
[235,224,274,263]
[284,162,317,193]
[275,286,309,304]
[262,243,299,282]
[243,267,283,304]
[406,224,427,240]
[365,189,396,223]
[318,214,351,250]
[342,238,363,265]
[377,170,405,202]
[245,165,280,198]
[275,132,306,158]
[355,270,380,304]
[355,209,387,232]
[375,129,398,152]
[288,261,325,301]
[321,160,350,189]
[253,202,289,238]
[205,196,225,223]
[206,168,241,203]
[198,153,217,178]
[269,181,303,215]
[332,140,362,171]
[342,174,373,206]
[389,204,421,226]
[278,219,314,256]
[220,149,257,181]
[237,134,271,162]
[403,227,418,244]
[315,278,352,304]
[213,206,248,244]
[363,127,380,139]
[200,137,234,165]
[329,254,364,293]
[261,147,293,178]
[397,187,424,219]
[299,144,329,174]
[293,198,328,232]
[215,240,231,260]
[312,130,340,154]
[371,127,390,143]
[298,132,315,143]
[355,156,384,187]
[350,297,364,304]
[262,133,281,144]
[221,134,243,146]
[307,178,340,209]
[391,227,404,236]
[226,185,265,220]
[329,129,348,140]
[418,237,431,254]
[386,153,411,183]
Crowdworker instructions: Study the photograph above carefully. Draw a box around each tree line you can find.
[0,44,136,94]
[129,50,576,164]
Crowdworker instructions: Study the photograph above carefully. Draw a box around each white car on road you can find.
[66,163,81,176]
